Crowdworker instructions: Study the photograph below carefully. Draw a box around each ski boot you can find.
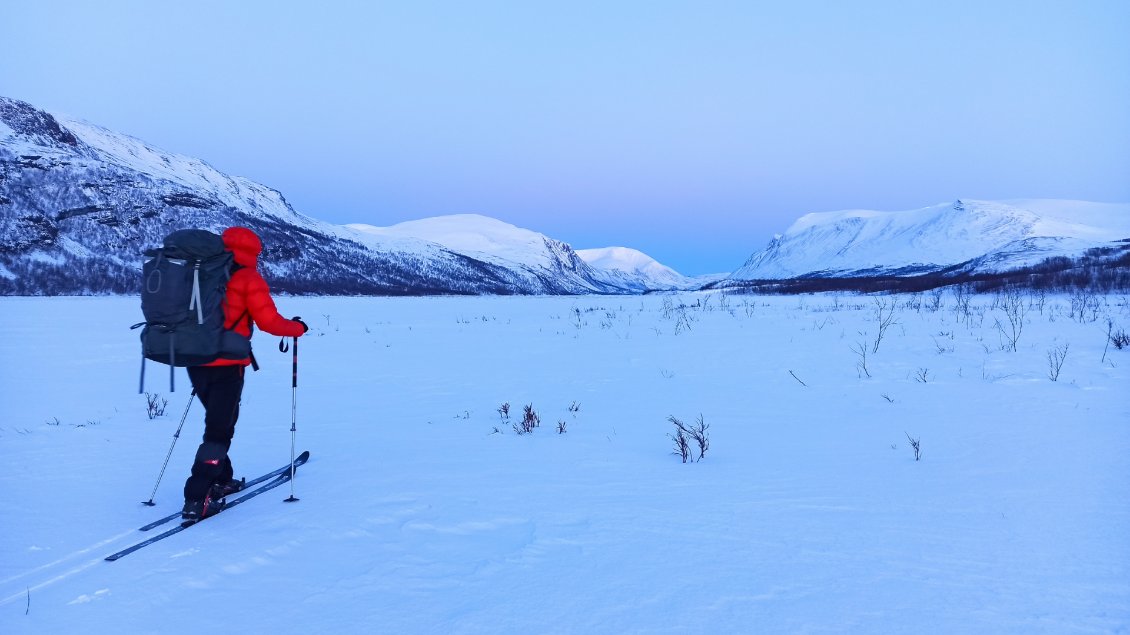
[212,477,246,498]
[181,487,228,527]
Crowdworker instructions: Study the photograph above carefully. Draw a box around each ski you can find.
[106,451,310,562]
[138,450,310,531]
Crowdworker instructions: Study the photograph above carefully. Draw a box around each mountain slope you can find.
[346,215,618,294]
[576,246,697,291]
[730,199,1130,281]
[0,96,637,295]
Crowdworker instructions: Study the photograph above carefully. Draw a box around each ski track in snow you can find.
[1,292,1128,634]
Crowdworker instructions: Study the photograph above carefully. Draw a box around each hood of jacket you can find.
[222,226,262,268]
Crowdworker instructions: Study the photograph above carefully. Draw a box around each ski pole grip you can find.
[291,336,298,388]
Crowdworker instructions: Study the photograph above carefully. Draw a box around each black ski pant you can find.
[183,365,245,502]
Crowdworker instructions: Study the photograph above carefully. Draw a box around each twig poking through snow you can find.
[905,432,922,461]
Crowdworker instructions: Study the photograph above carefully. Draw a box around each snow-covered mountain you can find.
[576,246,699,291]
[8,93,1122,297]
[0,95,676,295]
[729,199,1130,282]
[345,215,614,295]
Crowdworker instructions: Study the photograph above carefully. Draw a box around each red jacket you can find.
[207,227,305,367]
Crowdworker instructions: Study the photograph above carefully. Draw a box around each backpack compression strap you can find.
[189,261,204,324]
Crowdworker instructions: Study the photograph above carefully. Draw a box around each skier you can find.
[181,226,308,524]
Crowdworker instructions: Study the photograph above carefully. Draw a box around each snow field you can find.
[1,291,1128,634]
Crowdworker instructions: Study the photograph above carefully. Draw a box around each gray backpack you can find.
[134,229,251,392]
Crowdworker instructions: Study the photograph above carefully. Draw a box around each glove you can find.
[292,316,309,334]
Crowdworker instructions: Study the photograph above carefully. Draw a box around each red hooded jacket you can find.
[207,227,305,367]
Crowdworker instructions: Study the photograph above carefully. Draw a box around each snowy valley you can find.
[2,93,1130,634]
[1,289,1128,633]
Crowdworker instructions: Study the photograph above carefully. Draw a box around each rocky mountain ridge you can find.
[0,96,655,295]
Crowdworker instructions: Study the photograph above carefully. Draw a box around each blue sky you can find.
[3,1,1128,274]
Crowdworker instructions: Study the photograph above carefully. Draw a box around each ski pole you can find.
[142,389,196,506]
[281,334,300,502]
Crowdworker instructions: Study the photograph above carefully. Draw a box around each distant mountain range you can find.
[720,198,1129,292]
[576,246,720,291]
[346,215,698,292]
[1,94,1126,296]
[0,95,694,295]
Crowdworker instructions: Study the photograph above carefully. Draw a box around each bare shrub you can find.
[144,393,168,420]
[871,297,899,353]
[1106,319,1129,352]
[931,335,953,354]
[571,307,585,330]
[673,309,694,335]
[513,403,541,435]
[927,288,945,312]
[951,284,973,325]
[1047,343,1069,381]
[669,423,691,463]
[1070,289,1100,323]
[1113,329,1129,349]
[661,298,695,334]
[851,341,871,378]
[904,293,922,313]
[1102,319,1126,364]
[905,432,922,461]
[669,414,710,462]
[995,288,1027,352]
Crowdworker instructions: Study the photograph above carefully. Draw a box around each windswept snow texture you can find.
[1,292,1128,634]
[732,199,1130,280]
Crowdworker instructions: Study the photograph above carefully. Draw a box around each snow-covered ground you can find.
[1,291,1128,634]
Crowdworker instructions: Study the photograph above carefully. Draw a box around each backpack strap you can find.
[242,311,259,371]
[226,309,259,372]
[145,250,165,294]
[229,309,253,335]
[168,333,176,391]
[132,322,146,394]
[189,261,204,324]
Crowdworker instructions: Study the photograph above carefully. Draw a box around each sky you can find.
[2,1,1128,275]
